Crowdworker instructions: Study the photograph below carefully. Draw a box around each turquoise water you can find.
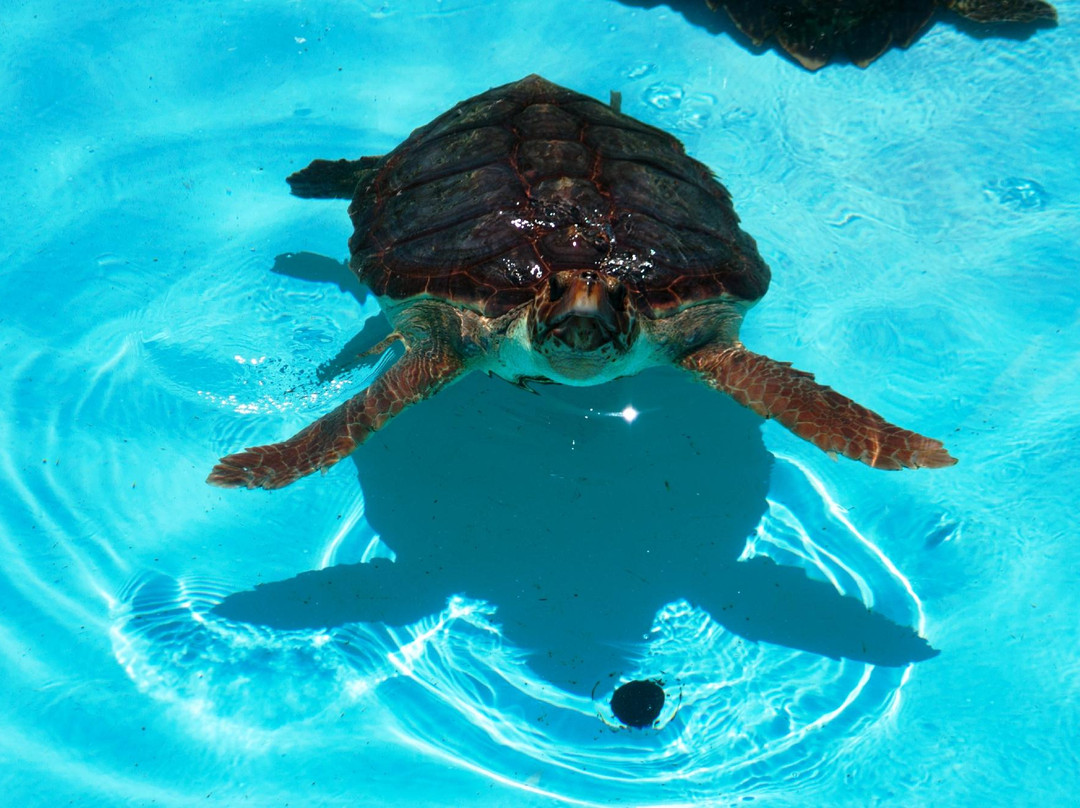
[3,1,1078,805]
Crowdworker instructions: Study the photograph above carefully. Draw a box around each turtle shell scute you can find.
[347,75,771,318]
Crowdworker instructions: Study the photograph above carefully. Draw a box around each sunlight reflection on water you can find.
[112,456,920,804]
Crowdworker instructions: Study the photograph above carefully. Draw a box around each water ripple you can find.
[112,457,924,803]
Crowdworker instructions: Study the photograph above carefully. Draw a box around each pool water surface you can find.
[2,1,1078,805]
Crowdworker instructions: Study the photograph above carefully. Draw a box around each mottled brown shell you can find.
[713,0,1056,70]
[347,75,770,318]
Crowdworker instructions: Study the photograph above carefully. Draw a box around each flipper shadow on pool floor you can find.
[214,369,938,692]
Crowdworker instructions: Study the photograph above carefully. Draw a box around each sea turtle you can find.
[208,75,955,490]
[710,0,1058,69]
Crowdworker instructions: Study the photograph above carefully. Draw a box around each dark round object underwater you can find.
[611,679,665,728]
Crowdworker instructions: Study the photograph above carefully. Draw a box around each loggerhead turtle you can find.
[711,0,1058,70]
[208,75,955,490]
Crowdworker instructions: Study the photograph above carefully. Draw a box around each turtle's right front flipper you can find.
[286,156,382,199]
[208,334,466,490]
[682,343,956,470]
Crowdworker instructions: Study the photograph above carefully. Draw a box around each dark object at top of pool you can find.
[707,0,1058,70]
[611,679,666,728]
[207,75,956,491]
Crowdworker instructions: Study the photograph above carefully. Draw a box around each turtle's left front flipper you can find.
[681,343,956,470]
[208,332,467,490]
[286,156,382,199]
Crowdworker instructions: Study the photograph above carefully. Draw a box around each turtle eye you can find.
[548,273,566,301]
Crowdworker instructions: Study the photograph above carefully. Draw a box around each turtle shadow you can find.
[271,251,366,301]
[215,367,938,693]
[270,251,393,382]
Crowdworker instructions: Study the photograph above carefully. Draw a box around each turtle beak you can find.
[534,270,633,353]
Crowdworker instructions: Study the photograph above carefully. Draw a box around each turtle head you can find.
[529,270,638,379]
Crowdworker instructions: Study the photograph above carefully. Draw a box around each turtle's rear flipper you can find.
[945,0,1057,23]
[681,344,956,470]
[208,337,465,489]
[286,157,382,199]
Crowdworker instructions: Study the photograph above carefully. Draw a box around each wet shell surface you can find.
[345,74,769,318]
